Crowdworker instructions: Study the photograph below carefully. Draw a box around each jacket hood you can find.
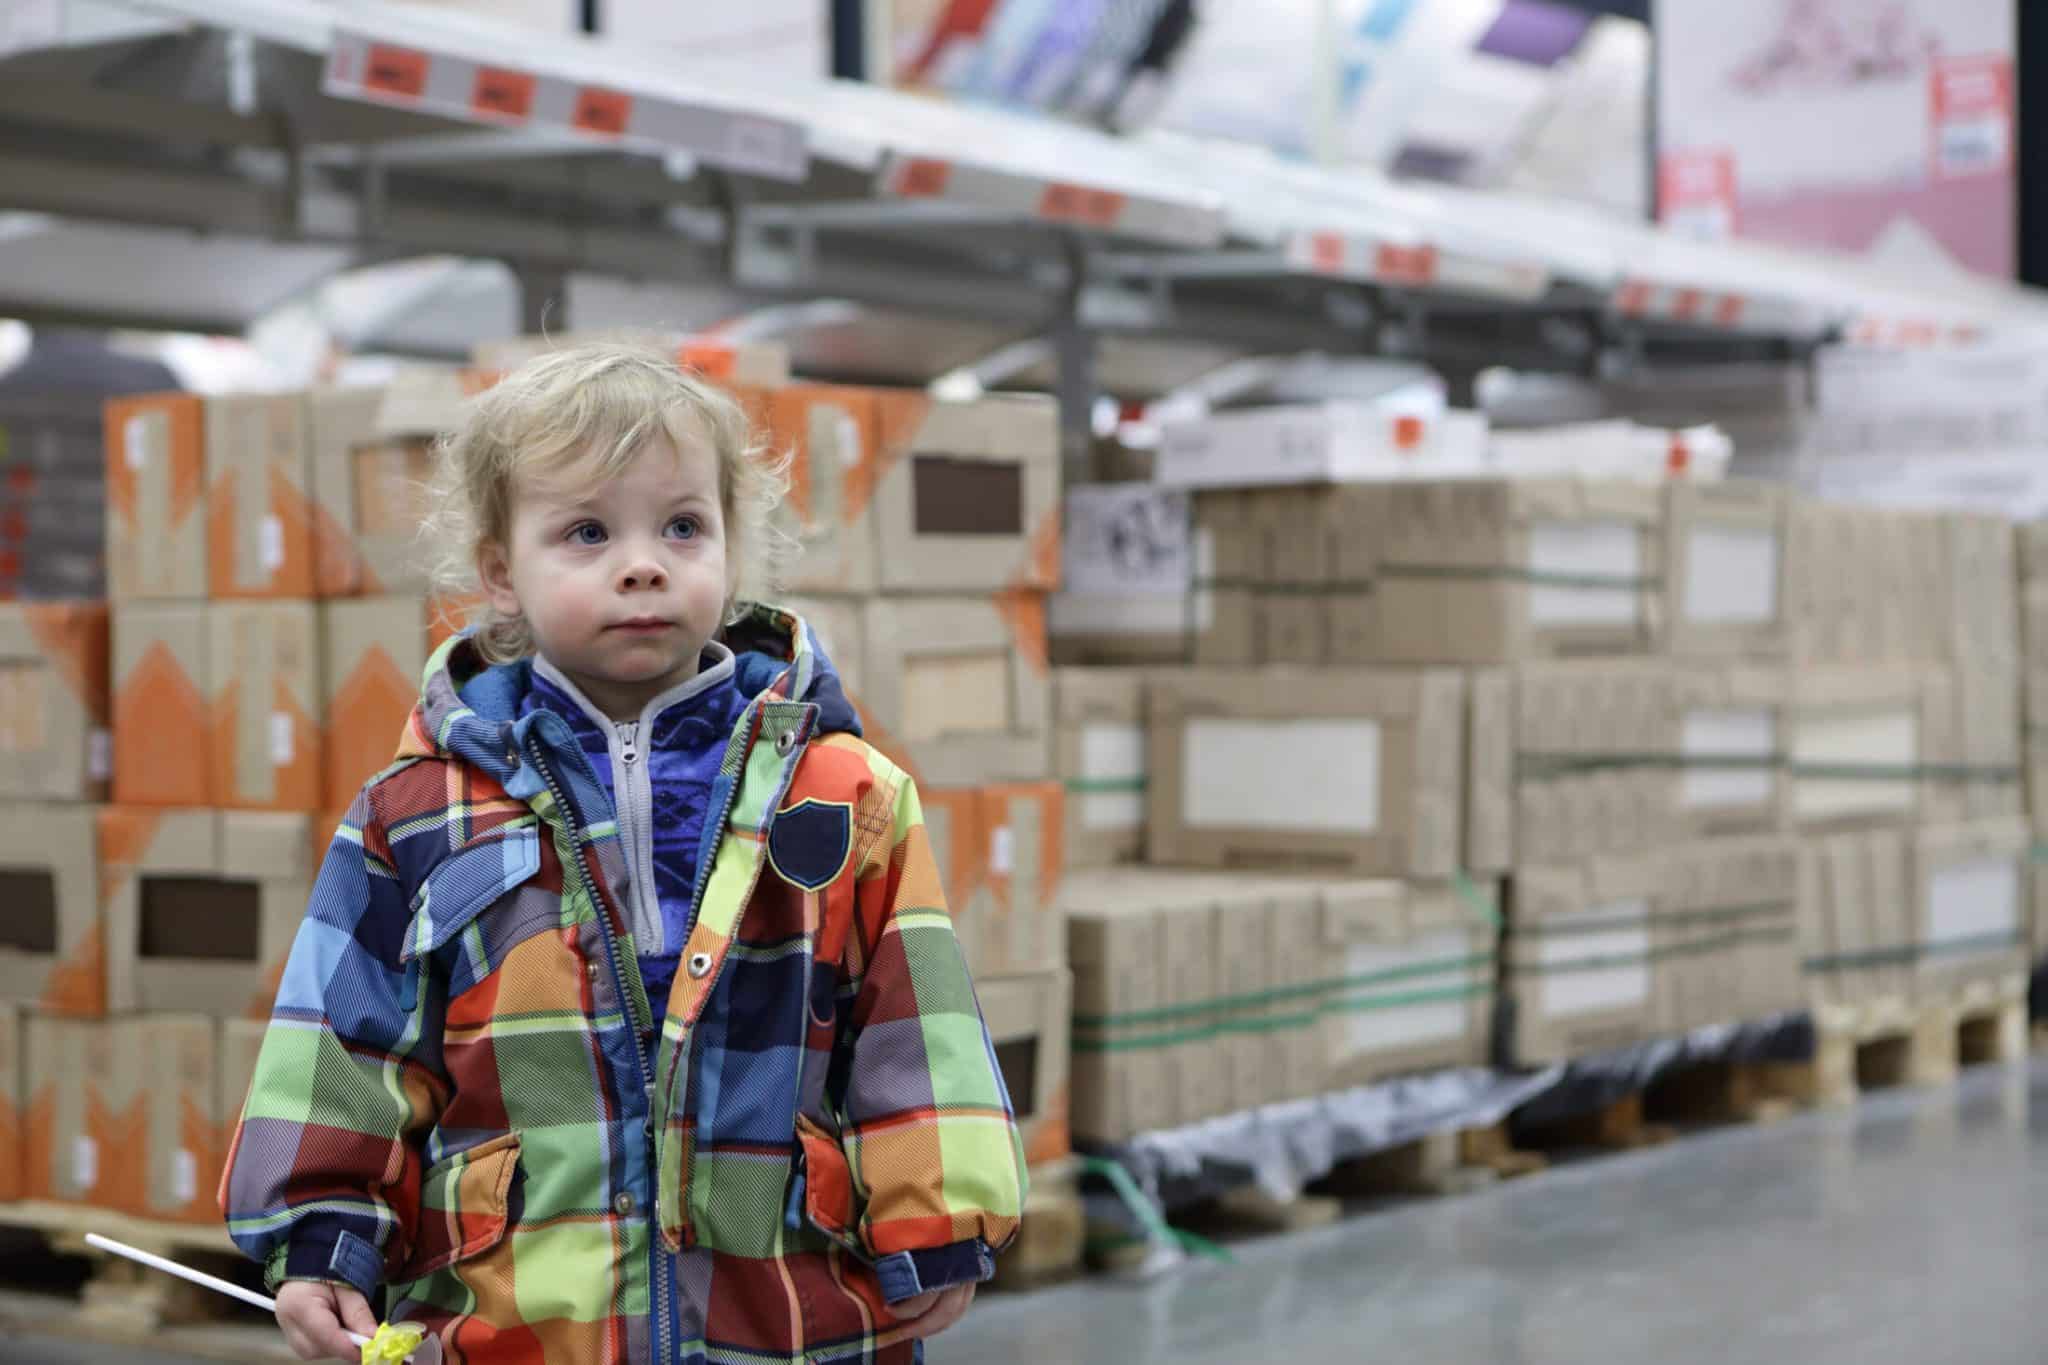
[396,604,862,797]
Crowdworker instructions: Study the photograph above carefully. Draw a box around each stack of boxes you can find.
[0,375,466,1226]
[736,379,1074,1169]
[2024,524,2048,966]
[0,391,109,600]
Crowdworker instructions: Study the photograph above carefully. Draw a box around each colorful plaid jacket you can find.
[220,607,1028,1365]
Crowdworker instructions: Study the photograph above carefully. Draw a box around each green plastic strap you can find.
[1074,953,1492,1031]
[1075,982,1490,1053]
[1516,751,1782,779]
[1379,562,1660,591]
[1801,930,2024,972]
[1074,1156,1234,1264]
[2032,841,2048,863]
[1788,761,2021,782]
[1453,868,1504,930]
[1063,777,1149,795]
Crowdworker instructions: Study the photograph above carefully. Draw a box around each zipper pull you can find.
[619,722,639,766]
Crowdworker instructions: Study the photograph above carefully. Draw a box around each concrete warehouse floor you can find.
[9,1056,2046,1365]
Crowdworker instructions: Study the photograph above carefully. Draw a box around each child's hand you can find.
[276,1279,379,1361]
[893,1284,977,1341]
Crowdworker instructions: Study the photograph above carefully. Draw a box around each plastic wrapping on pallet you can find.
[1506,1012,1813,1132]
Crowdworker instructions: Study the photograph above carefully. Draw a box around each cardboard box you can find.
[1323,487,1384,667]
[1504,854,1663,1065]
[1670,665,1791,839]
[1148,667,1466,879]
[100,808,312,1019]
[220,1016,270,1129]
[950,783,1067,979]
[0,601,111,801]
[21,1014,222,1223]
[1663,480,1787,660]
[113,602,212,808]
[1049,485,1194,667]
[1190,491,1258,666]
[0,802,105,1016]
[1258,488,1331,665]
[1154,396,1457,489]
[1799,828,1911,1007]
[1465,660,1678,871]
[0,1003,20,1202]
[1318,878,1495,1091]
[206,394,316,598]
[1267,879,1330,1105]
[1787,668,1928,831]
[748,385,884,595]
[845,595,1051,787]
[322,596,431,809]
[1910,820,2031,990]
[306,384,444,597]
[978,969,1072,1168]
[865,392,1060,594]
[1369,478,1665,663]
[1659,838,1801,1034]
[105,393,207,600]
[208,601,324,811]
[1052,668,1148,869]
[1940,513,2020,671]
[1921,668,2023,826]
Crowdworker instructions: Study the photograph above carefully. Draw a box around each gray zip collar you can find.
[532,642,737,955]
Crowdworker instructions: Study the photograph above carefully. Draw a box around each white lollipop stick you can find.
[83,1233,394,1355]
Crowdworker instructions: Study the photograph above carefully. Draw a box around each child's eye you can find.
[566,521,607,546]
[666,516,700,541]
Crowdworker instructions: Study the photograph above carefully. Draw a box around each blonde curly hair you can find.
[424,340,790,664]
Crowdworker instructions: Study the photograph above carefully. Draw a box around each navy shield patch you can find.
[767,799,853,893]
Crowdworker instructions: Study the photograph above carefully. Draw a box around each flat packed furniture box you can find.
[0,1003,17,1201]
[322,595,434,809]
[1787,667,1932,832]
[1668,665,1792,840]
[1920,668,2023,826]
[306,383,442,597]
[1798,828,1912,1007]
[99,807,313,1018]
[1051,668,1148,868]
[1658,837,1801,1035]
[1368,477,1664,664]
[1189,491,1259,667]
[105,393,207,600]
[206,393,317,599]
[0,600,110,801]
[1663,480,1787,660]
[21,1013,224,1223]
[842,595,1051,787]
[1318,877,1496,1091]
[921,783,1067,980]
[1910,820,2031,990]
[1503,854,1664,1066]
[0,802,105,1016]
[113,601,212,807]
[1148,667,1466,879]
[977,968,1072,1168]
[1465,660,1678,871]
[208,601,324,811]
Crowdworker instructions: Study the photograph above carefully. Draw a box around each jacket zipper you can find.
[525,737,672,1365]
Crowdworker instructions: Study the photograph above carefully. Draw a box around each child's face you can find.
[481,434,732,721]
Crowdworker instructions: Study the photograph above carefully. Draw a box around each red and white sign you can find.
[1930,53,2012,180]
[1657,149,1738,242]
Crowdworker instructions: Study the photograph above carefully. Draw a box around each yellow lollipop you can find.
[361,1321,430,1364]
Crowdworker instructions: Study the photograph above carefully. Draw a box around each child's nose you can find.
[618,556,668,591]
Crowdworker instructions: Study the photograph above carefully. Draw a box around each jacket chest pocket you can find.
[402,824,545,997]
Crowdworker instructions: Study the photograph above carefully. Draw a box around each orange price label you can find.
[1039,182,1125,228]
[1672,288,1704,321]
[1615,280,1653,316]
[1373,243,1438,287]
[363,45,429,99]
[1714,295,1745,327]
[1309,232,1346,274]
[892,158,952,198]
[472,67,537,121]
[572,87,633,137]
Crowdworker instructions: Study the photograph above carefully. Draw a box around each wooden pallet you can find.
[1787,973,2030,1108]
[989,1160,1086,1291]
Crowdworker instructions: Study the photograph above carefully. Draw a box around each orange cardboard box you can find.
[322,595,433,809]
[208,601,323,811]
[919,783,1067,979]
[104,393,207,600]
[0,801,106,1017]
[113,601,212,807]
[978,968,1072,1169]
[0,1003,21,1203]
[0,600,111,801]
[207,394,318,599]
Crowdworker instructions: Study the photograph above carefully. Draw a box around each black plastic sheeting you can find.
[2031,958,2047,1022]
[1082,1011,1815,1219]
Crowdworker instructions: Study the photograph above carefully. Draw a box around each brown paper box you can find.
[1806,828,1912,1006]
[0,601,110,801]
[105,393,207,600]
[1147,667,1465,879]
[206,394,317,599]
[114,602,213,808]
[1052,668,1148,869]
[1940,513,2020,671]
[977,969,1072,1169]
[867,393,1061,594]
[2020,519,2048,586]
[1671,665,1791,839]
[1788,667,1927,831]
[1065,873,1174,1144]
[1921,667,2023,825]
[1190,492,1258,667]
[1659,837,1800,1033]
[1258,488,1331,665]
[749,385,883,595]
[208,601,324,811]
[322,596,431,809]
[0,802,105,1017]
[1910,819,2031,990]
[101,808,312,1019]
[1370,478,1665,664]
[1318,877,1494,1091]
[850,595,1051,787]
[0,1003,18,1202]
[1323,486,1384,667]
[1464,668,1515,874]
[116,1014,223,1224]
[1499,660,1679,867]
[1504,854,1663,1066]
[1267,880,1329,1104]
[936,783,1068,979]
[22,1015,113,1204]
[1663,480,1787,660]
[1206,877,1274,1114]
[919,786,990,956]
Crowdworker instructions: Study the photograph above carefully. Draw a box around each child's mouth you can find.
[608,620,675,635]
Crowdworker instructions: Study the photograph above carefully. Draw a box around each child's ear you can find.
[478,540,521,618]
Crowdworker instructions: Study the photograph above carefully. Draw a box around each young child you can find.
[221,344,1028,1364]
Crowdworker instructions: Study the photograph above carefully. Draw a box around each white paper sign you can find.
[260,515,285,573]
[72,1135,98,1191]
[1060,484,1190,597]
[271,711,295,765]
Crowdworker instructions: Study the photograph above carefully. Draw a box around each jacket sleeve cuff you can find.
[263,1224,386,1301]
[874,1239,994,1305]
